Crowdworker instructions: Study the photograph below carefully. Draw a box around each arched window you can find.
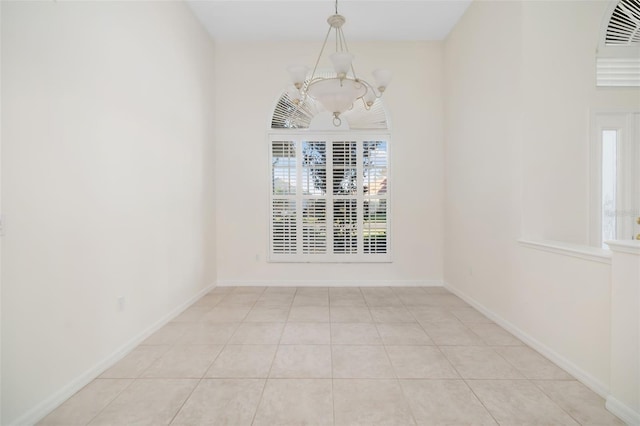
[268,85,392,262]
[596,0,640,86]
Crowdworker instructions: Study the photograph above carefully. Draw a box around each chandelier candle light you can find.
[286,0,392,127]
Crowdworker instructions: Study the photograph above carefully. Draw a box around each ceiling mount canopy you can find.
[286,0,392,127]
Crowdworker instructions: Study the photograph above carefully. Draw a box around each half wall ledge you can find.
[517,239,612,264]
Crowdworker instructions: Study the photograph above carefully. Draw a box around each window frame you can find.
[590,110,640,247]
[268,131,392,263]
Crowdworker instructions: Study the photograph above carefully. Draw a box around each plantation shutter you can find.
[605,0,640,46]
[269,135,390,262]
[597,58,640,87]
[363,141,389,254]
[271,142,297,254]
[302,140,328,254]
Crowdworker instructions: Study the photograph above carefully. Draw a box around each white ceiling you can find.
[186,1,472,42]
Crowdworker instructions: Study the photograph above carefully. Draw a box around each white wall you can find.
[520,0,640,244]
[0,3,3,421]
[444,0,523,312]
[214,41,444,286]
[518,0,637,392]
[445,0,639,401]
[0,2,217,424]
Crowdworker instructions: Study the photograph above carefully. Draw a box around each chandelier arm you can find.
[310,24,335,85]
[298,76,326,106]
[360,97,371,111]
[359,79,382,98]
[338,27,358,80]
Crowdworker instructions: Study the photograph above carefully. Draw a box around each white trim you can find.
[443,282,611,400]
[597,45,640,59]
[596,57,640,87]
[597,0,619,53]
[217,279,443,288]
[589,112,605,247]
[605,396,640,426]
[606,239,640,255]
[15,283,216,426]
[268,130,393,137]
[267,256,393,264]
[517,239,612,264]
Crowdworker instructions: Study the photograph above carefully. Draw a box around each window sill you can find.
[268,254,392,263]
[518,239,612,264]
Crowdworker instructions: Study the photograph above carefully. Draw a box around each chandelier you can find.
[286,1,392,127]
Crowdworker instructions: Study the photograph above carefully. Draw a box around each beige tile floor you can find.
[39,286,625,426]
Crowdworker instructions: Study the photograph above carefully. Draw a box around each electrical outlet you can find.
[117,296,126,312]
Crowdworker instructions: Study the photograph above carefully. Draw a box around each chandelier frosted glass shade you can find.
[287,65,311,89]
[307,78,367,116]
[330,52,354,78]
[372,69,393,92]
[285,6,391,126]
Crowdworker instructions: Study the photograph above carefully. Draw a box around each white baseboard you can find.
[217,279,443,288]
[443,281,639,425]
[443,282,611,399]
[13,283,216,426]
[606,396,640,426]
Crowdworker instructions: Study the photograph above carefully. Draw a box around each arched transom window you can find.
[597,0,640,86]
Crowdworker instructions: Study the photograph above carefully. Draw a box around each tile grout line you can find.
[406,289,502,425]
[90,288,227,425]
[81,378,136,426]
[42,286,622,425]
[249,286,296,426]
[529,378,586,425]
[330,289,336,426]
[389,287,426,426]
[461,378,503,426]
[167,377,204,425]
[171,286,264,425]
